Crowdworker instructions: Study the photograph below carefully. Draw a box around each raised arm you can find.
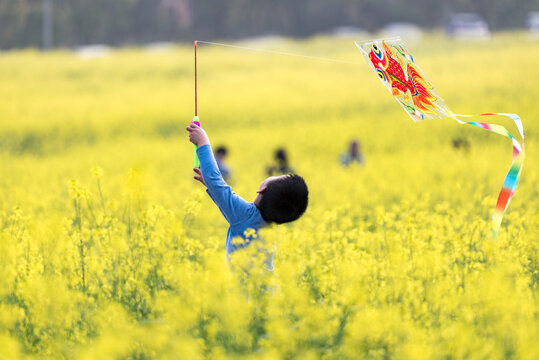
[186,124,251,224]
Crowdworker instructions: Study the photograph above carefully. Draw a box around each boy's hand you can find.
[186,123,210,147]
[193,168,206,187]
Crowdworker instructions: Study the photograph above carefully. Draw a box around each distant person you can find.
[187,123,308,271]
[340,140,364,166]
[452,137,470,152]
[266,148,294,176]
[214,145,231,182]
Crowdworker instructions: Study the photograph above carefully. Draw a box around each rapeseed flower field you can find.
[0,33,538,359]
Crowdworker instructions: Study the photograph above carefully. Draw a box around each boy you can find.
[186,123,308,270]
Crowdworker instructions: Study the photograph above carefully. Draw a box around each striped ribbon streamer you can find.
[452,113,525,239]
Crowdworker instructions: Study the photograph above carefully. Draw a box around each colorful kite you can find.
[356,37,525,238]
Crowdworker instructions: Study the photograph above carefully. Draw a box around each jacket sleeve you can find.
[197,144,252,225]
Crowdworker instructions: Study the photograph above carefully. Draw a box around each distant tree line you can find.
[1,0,537,49]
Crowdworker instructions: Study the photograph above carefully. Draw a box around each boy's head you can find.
[254,174,308,224]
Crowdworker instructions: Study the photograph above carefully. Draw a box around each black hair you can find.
[258,174,308,224]
[216,146,228,156]
[275,148,288,163]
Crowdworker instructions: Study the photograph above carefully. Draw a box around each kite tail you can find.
[408,63,437,114]
[452,113,525,239]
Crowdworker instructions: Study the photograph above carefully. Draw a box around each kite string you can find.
[196,40,362,65]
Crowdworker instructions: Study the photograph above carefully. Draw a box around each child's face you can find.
[253,175,288,205]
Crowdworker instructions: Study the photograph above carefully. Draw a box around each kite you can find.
[356,37,525,238]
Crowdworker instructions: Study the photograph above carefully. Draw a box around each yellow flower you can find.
[91,166,104,179]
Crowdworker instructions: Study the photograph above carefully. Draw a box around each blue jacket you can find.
[197,145,274,269]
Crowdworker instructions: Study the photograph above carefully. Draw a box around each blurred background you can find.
[1,0,539,51]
